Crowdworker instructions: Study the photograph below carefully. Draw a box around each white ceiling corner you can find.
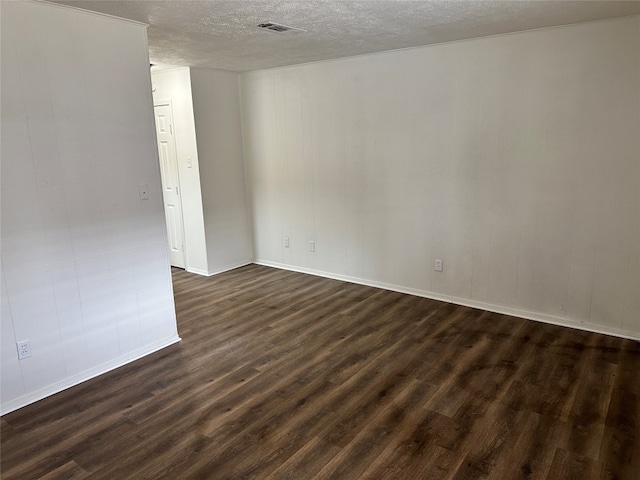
[46,0,640,72]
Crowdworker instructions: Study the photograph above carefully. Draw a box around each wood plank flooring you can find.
[2,264,639,479]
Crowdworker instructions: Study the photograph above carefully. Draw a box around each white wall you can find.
[190,68,253,274]
[241,16,640,339]
[151,67,252,276]
[151,67,209,274]
[1,1,180,414]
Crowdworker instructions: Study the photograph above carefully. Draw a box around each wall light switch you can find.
[308,240,315,252]
[138,183,150,200]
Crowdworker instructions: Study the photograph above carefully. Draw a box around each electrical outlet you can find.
[283,237,290,248]
[308,240,315,252]
[17,340,31,360]
[434,259,443,272]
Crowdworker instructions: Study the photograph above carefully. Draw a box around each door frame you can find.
[154,98,188,269]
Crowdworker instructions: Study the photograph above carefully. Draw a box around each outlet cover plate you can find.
[17,340,31,360]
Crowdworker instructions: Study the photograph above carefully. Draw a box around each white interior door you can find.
[154,101,186,268]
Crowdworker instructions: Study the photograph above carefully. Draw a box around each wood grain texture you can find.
[2,265,639,479]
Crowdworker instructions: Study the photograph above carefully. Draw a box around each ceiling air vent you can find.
[257,22,306,34]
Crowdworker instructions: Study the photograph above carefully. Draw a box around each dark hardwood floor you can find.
[2,265,639,479]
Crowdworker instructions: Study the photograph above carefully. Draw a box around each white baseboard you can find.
[186,267,211,276]
[187,260,252,277]
[1,335,181,416]
[254,260,640,342]
[207,260,253,276]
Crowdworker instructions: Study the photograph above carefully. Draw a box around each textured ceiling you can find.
[49,1,640,72]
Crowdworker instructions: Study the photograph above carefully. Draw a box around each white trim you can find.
[242,14,640,75]
[186,260,253,277]
[207,260,253,276]
[186,267,211,276]
[153,99,188,270]
[153,99,173,108]
[254,260,640,342]
[36,1,149,27]
[0,335,181,416]
[151,66,191,74]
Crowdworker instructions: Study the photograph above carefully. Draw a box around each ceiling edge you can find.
[36,0,149,28]
[239,13,640,74]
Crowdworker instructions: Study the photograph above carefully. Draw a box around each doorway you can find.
[154,100,186,268]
